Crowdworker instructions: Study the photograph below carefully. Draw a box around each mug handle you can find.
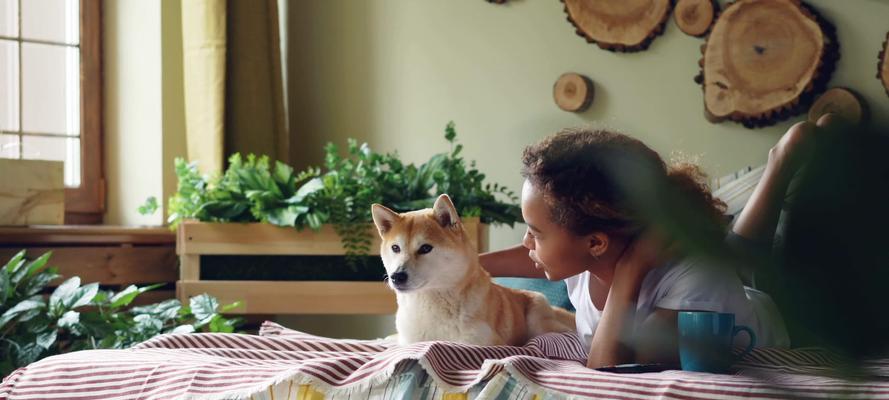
[732,325,757,361]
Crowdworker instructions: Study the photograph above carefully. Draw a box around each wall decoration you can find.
[562,0,672,52]
[486,0,508,4]
[807,87,867,125]
[695,0,839,128]
[553,73,595,112]
[674,0,717,37]
[880,31,889,97]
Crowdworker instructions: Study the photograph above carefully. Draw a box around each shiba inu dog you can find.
[371,194,575,346]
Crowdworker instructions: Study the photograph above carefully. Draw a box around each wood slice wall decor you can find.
[807,87,867,125]
[554,73,595,112]
[695,0,839,128]
[674,0,717,37]
[880,31,889,97]
[562,0,672,52]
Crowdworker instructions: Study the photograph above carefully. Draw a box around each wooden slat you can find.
[178,219,483,256]
[0,247,177,285]
[179,222,360,256]
[179,254,200,281]
[0,226,175,245]
[176,281,396,315]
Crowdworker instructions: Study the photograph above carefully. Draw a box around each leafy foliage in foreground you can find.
[0,250,242,377]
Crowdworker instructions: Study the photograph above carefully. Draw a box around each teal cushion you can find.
[493,278,575,312]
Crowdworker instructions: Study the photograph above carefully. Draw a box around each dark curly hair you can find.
[521,127,726,237]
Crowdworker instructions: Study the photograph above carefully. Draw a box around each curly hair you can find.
[521,127,726,237]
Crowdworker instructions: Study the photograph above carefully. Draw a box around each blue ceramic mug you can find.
[678,312,756,373]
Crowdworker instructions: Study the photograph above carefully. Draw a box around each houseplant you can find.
[167,122,523,315]
[0,250,242,377]
[168,122,523,264]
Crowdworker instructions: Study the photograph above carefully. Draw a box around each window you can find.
[0,0,103,224]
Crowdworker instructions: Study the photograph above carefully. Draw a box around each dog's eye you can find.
[418,244,433,255]
[391,244,401,253]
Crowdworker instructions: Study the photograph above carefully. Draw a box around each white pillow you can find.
[711,165,766,217]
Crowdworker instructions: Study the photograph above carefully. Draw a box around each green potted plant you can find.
[168,122,523,315]
[0,250,242,377]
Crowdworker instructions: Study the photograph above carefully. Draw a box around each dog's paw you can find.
[382,332,400,343]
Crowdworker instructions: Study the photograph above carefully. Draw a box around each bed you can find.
[2,321,887,400]
[2,164,880,399]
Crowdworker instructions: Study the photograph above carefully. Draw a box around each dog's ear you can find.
[432,194,461,228]
[371,204,400,237]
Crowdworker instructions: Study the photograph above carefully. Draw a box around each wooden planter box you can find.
[176,219,489,315]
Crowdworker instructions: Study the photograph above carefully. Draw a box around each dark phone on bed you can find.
[596,363,679,374]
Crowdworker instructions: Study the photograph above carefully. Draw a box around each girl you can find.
[480,115,835,368]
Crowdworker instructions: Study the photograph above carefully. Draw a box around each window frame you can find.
[66,0,104,224]
[1,0,104,223]
[0,0,103,224]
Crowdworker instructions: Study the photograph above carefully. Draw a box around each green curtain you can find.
[181,0,288,174]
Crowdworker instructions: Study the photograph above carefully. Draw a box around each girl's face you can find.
[520,179,613,281]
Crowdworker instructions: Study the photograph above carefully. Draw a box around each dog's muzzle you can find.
[387,267,411,291]
[389,271,408,285]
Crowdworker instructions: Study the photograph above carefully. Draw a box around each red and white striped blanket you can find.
[1,321,888,399]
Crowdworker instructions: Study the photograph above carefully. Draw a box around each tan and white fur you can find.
[371,194,575,346]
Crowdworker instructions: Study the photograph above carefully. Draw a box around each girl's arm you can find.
[591,281,694,367]
[586,266,645,367]
[587,232,671,368]
[479,244,546,278]
[635,308,680,365]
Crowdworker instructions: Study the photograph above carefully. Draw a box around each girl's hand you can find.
[615,229,674,283]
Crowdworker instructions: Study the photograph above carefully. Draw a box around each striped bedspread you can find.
[1,322,888,400]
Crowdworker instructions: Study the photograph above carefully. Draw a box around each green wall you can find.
[280,0,889,338]
[286,0,889,251]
